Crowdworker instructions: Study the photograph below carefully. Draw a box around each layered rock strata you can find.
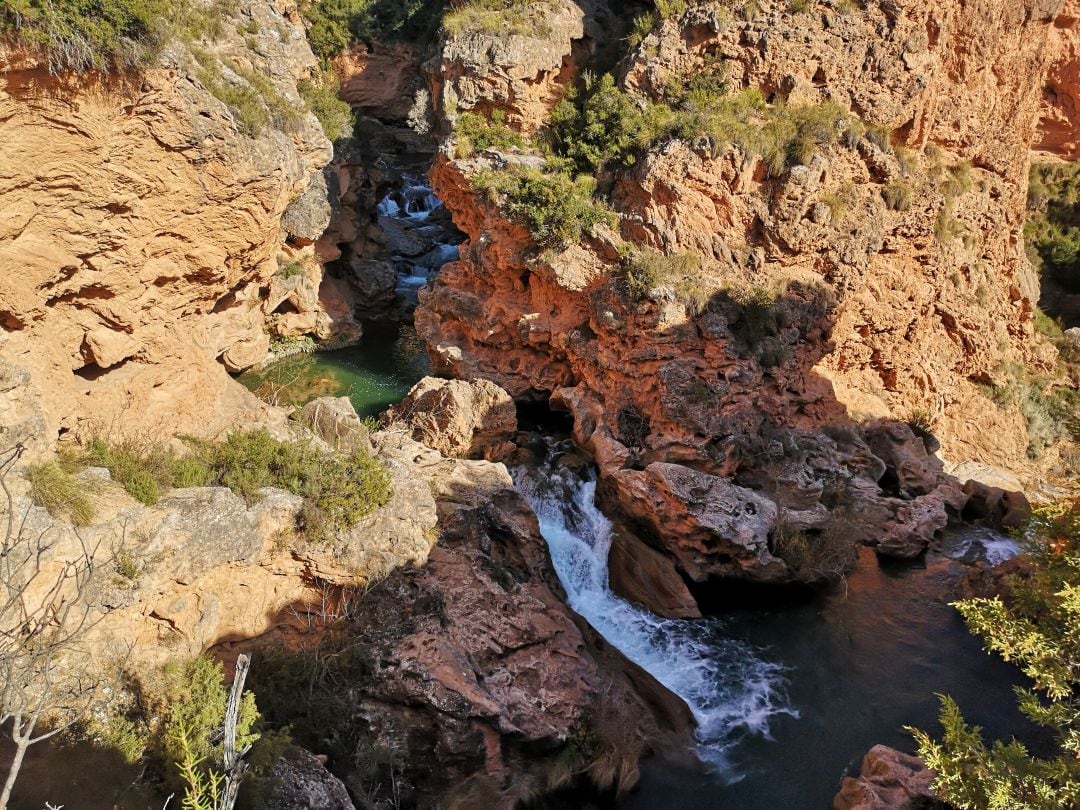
[417,0,1069,588]
[0,0,351,441]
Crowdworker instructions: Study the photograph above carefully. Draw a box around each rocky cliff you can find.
[0,0,356,442]
[416,0,1073,590]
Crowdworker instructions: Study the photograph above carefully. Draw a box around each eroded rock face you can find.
[428,0,586,135]
[833,745,945,810]
[387,376,518,461]
[0,0,355,442]
[253,432,692,806]
[0,368,437,674]
[416,0,1065,584]
[1038,0,1080,158]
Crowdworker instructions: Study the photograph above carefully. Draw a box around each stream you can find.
[246,335,1036,808]
[238,176,1036,807]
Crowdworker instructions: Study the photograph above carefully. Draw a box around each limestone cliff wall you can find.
[417,0,1070,581]
[0,0,352,442]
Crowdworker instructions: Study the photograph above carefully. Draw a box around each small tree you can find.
[0,444,106,810]
[910,498,1080,809]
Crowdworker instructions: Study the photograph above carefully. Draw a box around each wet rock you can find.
[833,745,946,810]
[272,432,692,807]
[299,396,374,455]
[387,376,518,462]
[606,463,787,582]
[607,527,701,619]
[265,746,355,810]
[346,257,398,316]
[950,461,1031,528]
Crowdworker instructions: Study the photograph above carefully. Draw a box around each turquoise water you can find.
[237,321,431,418]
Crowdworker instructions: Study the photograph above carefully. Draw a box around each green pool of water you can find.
[237,321,431,418]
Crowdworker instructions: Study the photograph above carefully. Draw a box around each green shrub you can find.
[443,0,556,37]
[727,283,780,349]
[26,460,96,525]
[85,436,211,505]
[1,0,238,73]
[473,165,617,248]
[298,68,353,139]
[911,499,1080,808]
[454,109,526,158]
[627,12,654,46]
[197,429,392,542]
[277,259,307,280]
[623,248,701,302]
[301,0,444,59]
[548,73,657,174]
[1026,162,1080,293]
[882,181,912,211]
[160,656,259,796]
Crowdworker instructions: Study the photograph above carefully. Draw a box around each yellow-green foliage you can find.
[298,68,353,139]
[1026,162,1080,293]
[26,460,96,525]
[940,160,973,200]
[911,499,1080,808]
[195,429,393,543]
[454,109,526,158]
[161,656,260,796]
[85,436,210,506]
[443,0,556,37]
[623,248,702,305]
[473,165,617,248]
[194,49,302,137]
[549,70,852,179]
[0,0,237,73]
[882,180,912,212]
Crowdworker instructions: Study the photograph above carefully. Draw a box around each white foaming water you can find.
[514,453,796,779]
[944,526,1023,566]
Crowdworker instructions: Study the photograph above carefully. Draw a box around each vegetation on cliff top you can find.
[73,430,392,544]
[0,0,237,72]
[300,0,554,61]
[912,498,1080,808]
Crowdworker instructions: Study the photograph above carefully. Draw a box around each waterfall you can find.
[513,447,796,779]
[376,175,462,299]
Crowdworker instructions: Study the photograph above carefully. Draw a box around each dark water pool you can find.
[622,538,1038,809]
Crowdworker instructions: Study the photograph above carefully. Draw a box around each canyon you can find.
[0,0,1078,807]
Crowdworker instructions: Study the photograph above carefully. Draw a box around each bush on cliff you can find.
[910,498,1080,808]
[1027,162,1080,293]
[0,0,237,72]
[301,0,444,59]
[298,67,354,139]
[473,164,617,248]
[453,109,526,157]
[547,68,852,178]
[84,430,392,542]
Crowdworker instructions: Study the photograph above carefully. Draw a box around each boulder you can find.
[346,257,399,316]
[607,527,701,619]
[387,376,517,461]
[833,745,945,810]
[265,747,355,810]
[950,461,1031,528]
[299,396,374,455]
[605,463,786,582]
